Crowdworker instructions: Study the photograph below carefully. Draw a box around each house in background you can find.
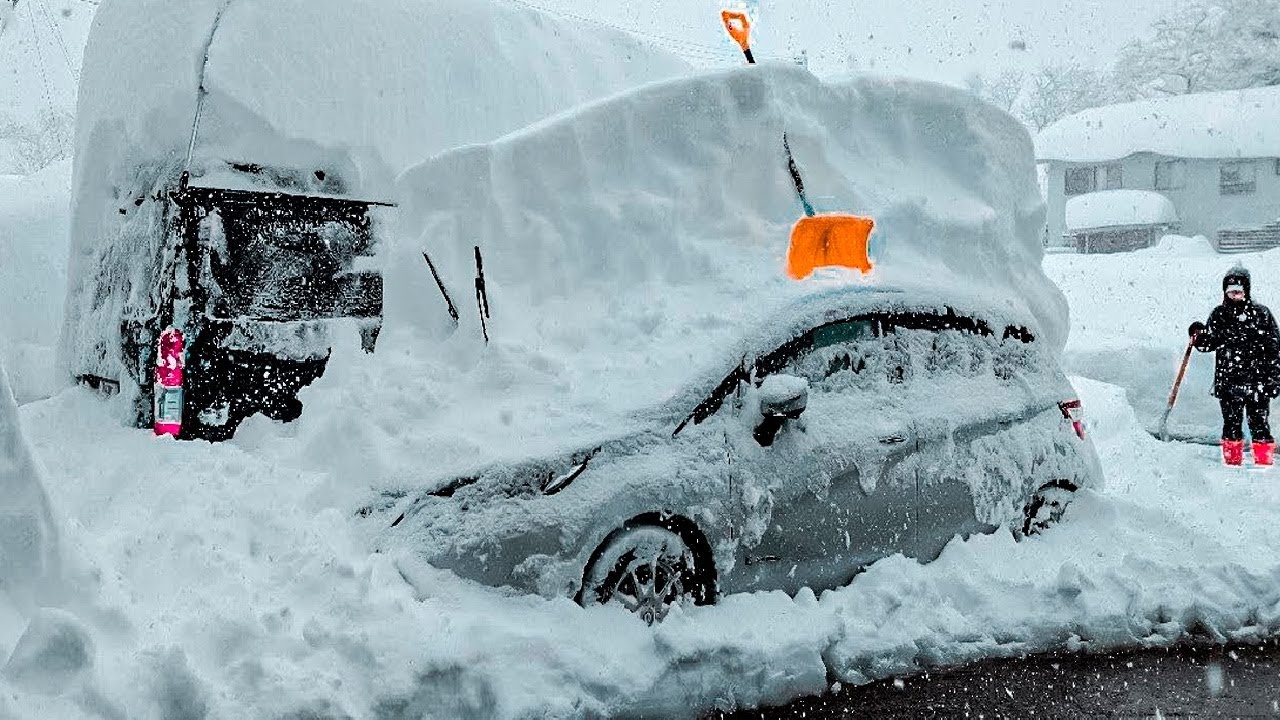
[1036,86,1280,252]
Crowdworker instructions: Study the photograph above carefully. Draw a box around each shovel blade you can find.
[786,214,875,279]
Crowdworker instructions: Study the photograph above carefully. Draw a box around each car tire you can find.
[580,522,711,625]
[1020,480,1078,537]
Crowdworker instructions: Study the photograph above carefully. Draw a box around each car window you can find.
[673,310,1037,435]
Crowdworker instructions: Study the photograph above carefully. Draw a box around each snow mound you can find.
[1036,85,1280,163]
[1065,189,1178,231]
[278,63,1071,483]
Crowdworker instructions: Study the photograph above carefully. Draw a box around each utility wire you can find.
[22,0,58,117]
[34,0,77,84]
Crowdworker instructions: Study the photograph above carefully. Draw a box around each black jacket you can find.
[1192,268,1280,400]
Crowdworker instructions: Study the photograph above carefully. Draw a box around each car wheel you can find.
[1021,481,1077,537]
[582,525,701,625]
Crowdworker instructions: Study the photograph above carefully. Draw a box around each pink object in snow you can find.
[154,328,185,436]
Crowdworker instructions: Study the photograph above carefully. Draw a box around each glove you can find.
[1188,321,1205,338]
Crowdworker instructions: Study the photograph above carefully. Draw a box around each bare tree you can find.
[0,108,74,175]
[1019,64,1114,130]
[966,69,1026,114]
[1113,0,1280,97]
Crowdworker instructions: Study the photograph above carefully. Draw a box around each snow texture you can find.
[1036,85,1280,163]
[0,160,71,403]
[0,353,59,605]
[1065,189,1179,231]
[62,0,690,393]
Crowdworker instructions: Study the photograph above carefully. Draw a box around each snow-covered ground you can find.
[7,355,1280,718]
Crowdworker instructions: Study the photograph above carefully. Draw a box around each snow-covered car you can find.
[60,0,688,439]
[368,288,1100,622]
[342,65,1102,621]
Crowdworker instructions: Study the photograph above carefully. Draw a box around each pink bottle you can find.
[154,328,185,437]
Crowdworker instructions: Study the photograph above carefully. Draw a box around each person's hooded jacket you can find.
[1191,267,1280,399]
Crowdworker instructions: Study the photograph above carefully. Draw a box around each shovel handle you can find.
[1167,335,1196,408]
[1159,335,1197,440]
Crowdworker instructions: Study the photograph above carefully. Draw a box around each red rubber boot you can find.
[1222,439,1245,466]
[1253,441,1275,466]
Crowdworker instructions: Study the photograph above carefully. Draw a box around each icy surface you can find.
[1036,85,1280,163]
[1065,189,1179,231]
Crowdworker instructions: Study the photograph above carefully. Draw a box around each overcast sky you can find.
[537,0,1183,83]
[3,0,1184,122]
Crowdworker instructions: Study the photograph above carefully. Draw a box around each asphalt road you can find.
[709,640,1280,718]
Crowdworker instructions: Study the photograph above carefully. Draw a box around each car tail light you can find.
[1058,399,1085,440]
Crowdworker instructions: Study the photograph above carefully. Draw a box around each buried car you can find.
[367,290,1102,622]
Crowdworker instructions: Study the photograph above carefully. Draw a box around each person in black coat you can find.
[1189,266,1280,466]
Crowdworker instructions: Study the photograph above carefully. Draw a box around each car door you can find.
[911,321,1048,561]
[727,317,918,596]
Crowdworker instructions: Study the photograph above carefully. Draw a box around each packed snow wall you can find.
[61,0,690,398]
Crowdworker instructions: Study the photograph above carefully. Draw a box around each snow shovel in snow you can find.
[782,134,875,280]
[1158,335,1197,441]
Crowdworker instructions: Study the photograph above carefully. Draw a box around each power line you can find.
[21,0,58,117]
[34,0,77,84]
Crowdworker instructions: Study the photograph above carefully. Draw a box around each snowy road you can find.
[717,640,1280,717]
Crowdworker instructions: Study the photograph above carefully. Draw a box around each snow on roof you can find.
[1065,189,1179,231]
[1035,85,1280,163]
[286,64,1069,481]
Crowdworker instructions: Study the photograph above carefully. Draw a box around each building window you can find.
[1103,163,1124,189]
[1155,160,1187,190]
[1221,161,1258,195]
[1065,166,1097,196]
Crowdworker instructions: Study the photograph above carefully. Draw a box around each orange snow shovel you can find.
[721,9,755,64]
[1158,334,1197,441]
[782,134,875,279]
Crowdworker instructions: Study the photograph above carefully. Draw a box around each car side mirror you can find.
[754,374,808,447]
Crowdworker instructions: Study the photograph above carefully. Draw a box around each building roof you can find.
[1036,85,1280,163]
[1065,189,1179,231]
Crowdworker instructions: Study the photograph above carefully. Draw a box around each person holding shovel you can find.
[1188,267,1280,466]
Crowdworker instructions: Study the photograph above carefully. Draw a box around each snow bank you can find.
[1036,85,1280,163]
[62,0,689,389]
[1065,189,1178,231]
[0,160,71,403]
[0,353,61,680]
